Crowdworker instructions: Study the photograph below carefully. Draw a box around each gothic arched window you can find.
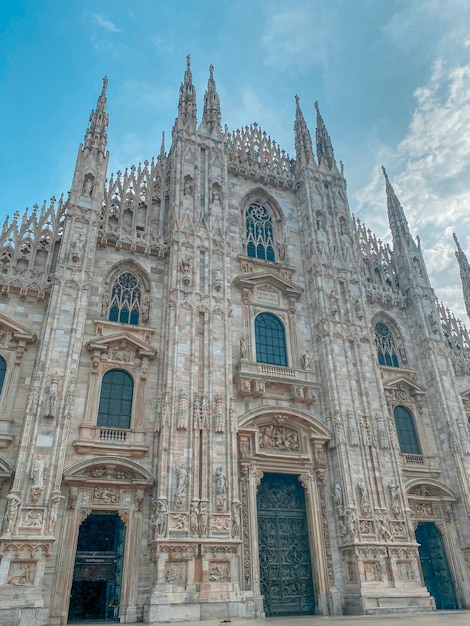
[109,272,142,325]
[374,322,400,367]
[255,313,287,366]
[0,356,6,395]
[394,405,421,455]
[97,370,134,429]
[245,202,275,262]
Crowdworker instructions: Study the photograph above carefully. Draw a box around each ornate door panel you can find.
[257,473,315,616]
[416,522,458,610]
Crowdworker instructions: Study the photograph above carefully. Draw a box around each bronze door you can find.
[68,512,125,622]
[257,473,315,616]
[416,522,458,610]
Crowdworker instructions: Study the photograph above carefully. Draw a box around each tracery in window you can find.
[109,272,142,325]
[394,405,421,455]
[374,322,399,367]
[97,370,133,429]
[245,202,275,262]
[0,356,6,395]
[255,313,287,366]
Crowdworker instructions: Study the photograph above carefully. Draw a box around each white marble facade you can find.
[1,61,470,625]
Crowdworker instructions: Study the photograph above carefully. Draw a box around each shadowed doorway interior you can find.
[68,511,125,622]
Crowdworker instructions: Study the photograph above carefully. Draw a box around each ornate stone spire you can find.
[159,131,166,159]
[382,165,423,270]
[83,76,109,154]
[315,101,337,171]
[176,55,197,130]
[294,95,315,166]
[201,64,221,135]
[454,233,470,320]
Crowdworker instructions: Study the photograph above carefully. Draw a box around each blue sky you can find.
[2,1,470,316]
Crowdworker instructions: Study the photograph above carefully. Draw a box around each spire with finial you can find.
[201,64,221,135]
[84,76,109,154]
[453,233,470,321]
[382,166,421,260]
[159,131,166,159]
[176,55,197,130]
[294,95,315,166]
[315,101,337,172]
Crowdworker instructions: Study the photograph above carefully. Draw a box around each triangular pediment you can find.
[0,313,36,342]
[382,373,426,396]
[458,385,470,400]
[234,270,303,300]
[87,331,157,359]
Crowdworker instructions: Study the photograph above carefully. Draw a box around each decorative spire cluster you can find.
[83,76,109,153]
[201,65,221,135]
[176,55,197,130]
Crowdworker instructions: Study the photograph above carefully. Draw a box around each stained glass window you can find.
[97,370,133,429]
[246,202,275,262]
[109,272,141,325]
[374,322,400,367]
[255,313,287,366]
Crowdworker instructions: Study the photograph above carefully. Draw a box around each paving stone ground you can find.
[76,610,470,626]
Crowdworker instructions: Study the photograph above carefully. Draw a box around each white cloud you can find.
[355,58,470,320]
[90,12,122,33]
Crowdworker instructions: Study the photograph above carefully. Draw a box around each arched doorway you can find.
[415,522,458,610]
[68,512,126,622]
[257,473,315,616]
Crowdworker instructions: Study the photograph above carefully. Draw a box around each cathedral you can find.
[2,57,470,625]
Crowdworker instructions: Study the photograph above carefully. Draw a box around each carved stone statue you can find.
[174,465,187,508]
[45,377,59,419]
[231,501,241,538]
[216,467,227,495]
[302,350,311,370]
[198,500,208,536]
[4,493,21,533]
[31,458,45,489]
[190,501,199,535]
[46,494,63,536]
[240,335,248,359]
[151,498,168,538]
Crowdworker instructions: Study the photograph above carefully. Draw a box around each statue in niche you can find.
[332,482,343,513]
[183,175,193,196]
[198,500,208,536]
[71,233,83,262]
[82,174,94,197]
[231,501,241,538]
[31,458,45,489]
[212,184,221,205]
[344,508,358,539]
[4,493,21,533]
[141,295,150,322]
[190,501,199,535]
[174,464,187,508]
[389,483,401,517]
[46,494,63,535]
[375,508,393,542]
[302,350,311,370]
[151,498,168,538]
[214,267,223,291]
[216,467,227,495]
[26,374,40,416]
[240,335,248,359]
[45,377,59,419]
[358,479,371,517]
[277,240,286,261]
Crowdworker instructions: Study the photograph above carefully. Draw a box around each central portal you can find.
[68,512,126,622]
[257,473,315,616]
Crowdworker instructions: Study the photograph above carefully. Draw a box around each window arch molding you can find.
[371,313,407,368]
[102,261,151,325]
[241,188,286,263]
